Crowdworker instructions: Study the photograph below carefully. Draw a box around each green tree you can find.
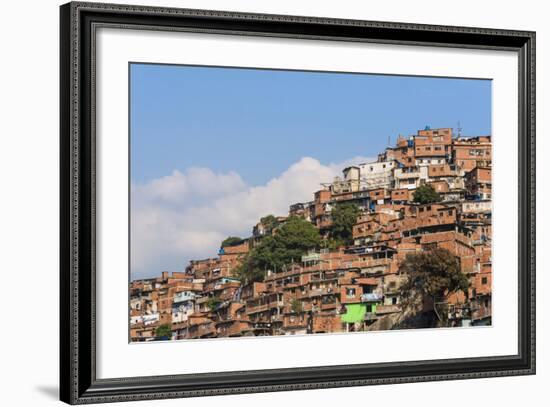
[413,184,441,204]
[274,216,321,255]
[206,296,222,311]
[325,238,345,251]
[290,298,303,313]
[260,214,279,233]
[399,248,470,302]
[221,236,244,248]
[329,202,360,245]
[237,216,321,283]
[155,324,172,339]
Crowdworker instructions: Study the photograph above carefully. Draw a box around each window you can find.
[346,288,356,297]
[482,277,488,285]
[392,297,398,305]
[366,304,373,313]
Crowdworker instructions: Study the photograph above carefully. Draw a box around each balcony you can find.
[173,292,195,303]
[246,300,284,315]
[216,320,250,337]
[244,322,272,333]
[246,303,269,314]
[308,287,335,298]
[283,316,308,329]
[361,293,383,302]
[195,296,210,304]
[320,301,338,310]
[394,168,422,179]
[376,304,401,315]
[186,322,216,339]
[264,268,302,282]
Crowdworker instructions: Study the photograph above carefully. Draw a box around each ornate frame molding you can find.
[60,2,535,404]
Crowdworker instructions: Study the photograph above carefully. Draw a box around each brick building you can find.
[130,127,492,341]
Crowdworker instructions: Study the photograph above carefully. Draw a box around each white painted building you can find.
[415,157,447,166]
[173,291,195,304]
[393,166,429,189]
[461,200,492,213]
[130,297,142,311]
[171,290,196,324]
[332,166,361,194]
[130,314,143,326]
[358,161,395,190]
[142,313,160,326]
[171,301,195,324]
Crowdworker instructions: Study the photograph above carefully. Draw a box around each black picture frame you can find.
[60,2,536,404]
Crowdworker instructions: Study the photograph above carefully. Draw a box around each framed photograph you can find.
[60,1,535,404]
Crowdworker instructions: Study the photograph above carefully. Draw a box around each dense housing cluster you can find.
[130,127,492,341]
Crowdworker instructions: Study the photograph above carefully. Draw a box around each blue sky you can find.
[130,64,491,186]
[130,63,491,278]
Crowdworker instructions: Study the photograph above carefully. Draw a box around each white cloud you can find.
[132,167,248,208]
[131,156,374,279]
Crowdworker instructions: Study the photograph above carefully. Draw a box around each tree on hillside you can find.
[206,296,222,311]
[274,216,321,255]
[221,236,244,248]
[399,248,470,302]
[259,214,279,233]
[413,184,441,204]
[329,202,360,246]
[155,324,172,339]
[235,216,321,283]
[290,298,303,313]
[233,258,263,283]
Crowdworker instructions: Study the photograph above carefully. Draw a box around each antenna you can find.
[457,121,462,138]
